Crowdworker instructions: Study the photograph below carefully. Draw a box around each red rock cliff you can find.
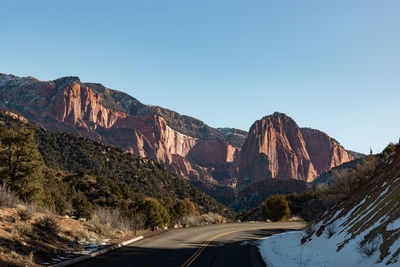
[237,113,354,188]
[0,75,239,185]
[300,127,353,174]
[0,74,355,192]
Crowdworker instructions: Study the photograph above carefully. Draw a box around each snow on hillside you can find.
[259,147,400,266]
[259,230,383,267]
[0,73,36,87]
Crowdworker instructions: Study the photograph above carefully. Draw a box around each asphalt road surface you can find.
[74,222,305,267]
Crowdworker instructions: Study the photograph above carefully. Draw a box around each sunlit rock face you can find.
[237,112,354,188]
[0,74,239,185]
[0,74,353,193]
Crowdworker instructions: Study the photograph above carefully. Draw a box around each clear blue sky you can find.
[1,1,399,154]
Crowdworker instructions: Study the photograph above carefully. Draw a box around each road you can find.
[74,222,304,267]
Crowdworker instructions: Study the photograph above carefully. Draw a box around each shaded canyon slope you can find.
[0,73,355,207]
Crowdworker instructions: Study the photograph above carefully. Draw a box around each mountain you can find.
[311,157,365,185]
[0,73,356,209]
[0,109,232,217]
[237,112,354,188]
[0,73,242,188]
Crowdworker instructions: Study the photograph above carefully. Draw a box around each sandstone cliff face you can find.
[0,74,238,185]
[300,128,354,174]
[238,113,354,188]
[0,74,355,194]
[54,80,128,129]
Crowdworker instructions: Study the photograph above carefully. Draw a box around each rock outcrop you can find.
[0,73,355,197]
[238,113,354,188]
[301,127,354,175]
[0,74,239,185]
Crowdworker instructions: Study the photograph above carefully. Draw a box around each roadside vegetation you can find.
[0,112,230,266]
[261,194,290,222]
[240,142,397,223]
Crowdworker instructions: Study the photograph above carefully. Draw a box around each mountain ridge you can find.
[0,73,357,204]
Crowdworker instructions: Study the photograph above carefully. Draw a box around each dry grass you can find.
[355,237,380,258]
[89,207,133,237]
[325,223,336,238]
[16,206,33,221]
[0,185,20,208]
[0,206,136,266]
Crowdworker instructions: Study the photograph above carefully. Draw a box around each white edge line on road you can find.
[51,236,144,267]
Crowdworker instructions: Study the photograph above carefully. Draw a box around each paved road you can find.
[75,222,304,267]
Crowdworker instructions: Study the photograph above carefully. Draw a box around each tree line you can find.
[0,128,222,230]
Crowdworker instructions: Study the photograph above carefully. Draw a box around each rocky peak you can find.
[54,76,81,84]
[0,73,37,87]
[301,127,354,174]
[0,74,358,202]
[237,113,354,189]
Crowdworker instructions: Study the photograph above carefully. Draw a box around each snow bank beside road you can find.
[258,231,383,267]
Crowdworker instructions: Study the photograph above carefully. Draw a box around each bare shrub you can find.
[355,237,380,258]
[32,204,53,215]
[75,229,100,245]
[180,214,200,227]
[35,215,60,236]
[201,213,225,224]
[89,221,112,237]
[17,206,33,221]
[93,207,120,227]
[319,157,378,203]
[132,212,145,236]
[90,207,132,235]
[115,216,131,232]
[15,221,31,236]
[325,224,336,238]
[306,157,381,221]
[303,223,316,239]
[0,185,20,207]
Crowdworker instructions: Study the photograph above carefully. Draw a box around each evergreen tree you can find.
[382,142,397,158]
[173,201,187,219]
[261,194,290,222]
[140,198,170,230]
[72,191,93,219]
[0,129,44,202]
[161,197,174,211]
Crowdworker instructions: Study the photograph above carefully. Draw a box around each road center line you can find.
[180,227,266,267]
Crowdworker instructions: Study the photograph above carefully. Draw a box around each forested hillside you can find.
[0,109,232,218]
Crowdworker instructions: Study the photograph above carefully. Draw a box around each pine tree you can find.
[173,201,187,219]
[0,128,45,202]
[72,191,93,219]
[261,194,290,222]
[140,198,170,230]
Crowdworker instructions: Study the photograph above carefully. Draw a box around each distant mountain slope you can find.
[0,73,361,211]
[346,150,366,159]
[0,109,232,217]
[311,158,365,185]
[0,73,242,188]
